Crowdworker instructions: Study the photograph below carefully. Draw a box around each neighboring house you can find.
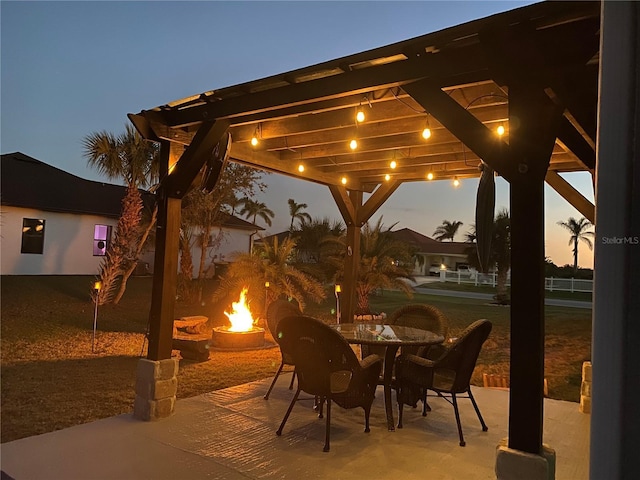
[390,228,472,275]
[183,212,264,278]
[1,152,131,275]
[1,152,263,277]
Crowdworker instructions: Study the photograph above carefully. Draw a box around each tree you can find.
[239,199,275,227]
[433,220,464,242]
[331,218,414,314]
[223,193,246,216]
[290,216,344,282]
[213,236,326,313]
[287,198,312,230]
[556,216,594,273]
[83,124,159,305]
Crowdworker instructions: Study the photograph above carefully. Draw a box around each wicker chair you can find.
[395,319,492,446]
[263,299,302,400]
[388,303,449,356]
[275,315,383,452]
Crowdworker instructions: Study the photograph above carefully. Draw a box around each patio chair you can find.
[275,315,383,452]
[395,319,492,446]
[388,303,449,356]
[263,299,302,400]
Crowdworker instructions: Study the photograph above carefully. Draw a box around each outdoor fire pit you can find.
[212,326,265,349]
[211,287,269,350]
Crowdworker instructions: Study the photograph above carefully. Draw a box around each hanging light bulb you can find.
[298,164,305,173]
[385,174,391,181]
[251,124,260,146]
[349,139,358,150]
[497,123,505,136]
[341,176,347,185]
[422,127,432,139]
[356,109,365,123]
[426,172,434,181]
[390,160,397,169]
[251,136,258,146]
[453,176,460,187]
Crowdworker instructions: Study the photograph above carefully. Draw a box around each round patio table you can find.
[332,323,444,431]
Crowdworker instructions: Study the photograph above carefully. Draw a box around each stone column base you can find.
[133,358,179,421]
[496,438,556,480]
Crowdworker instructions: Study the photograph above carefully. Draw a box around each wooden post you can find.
[147,141,182,360]
[341,190,362,323]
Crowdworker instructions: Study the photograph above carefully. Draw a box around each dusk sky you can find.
[1,0,594,268]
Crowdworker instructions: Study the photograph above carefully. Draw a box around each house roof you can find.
[391,227,469,255]
[1,152,130,218]
[1,152,256,230]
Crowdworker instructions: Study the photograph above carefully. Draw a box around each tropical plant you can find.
[290,216,345,281]
[212,236,326,314]
[239,198,275,227]
[331,218,414,314]
[223,193,246,216]
[556,216,594,273]
[83,124,159,305]
[433,220,464,242]
[287,198,312,230]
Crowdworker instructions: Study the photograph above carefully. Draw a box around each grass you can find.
[0,276,591,443]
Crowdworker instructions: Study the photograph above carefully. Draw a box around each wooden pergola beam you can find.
[545,171,595,223]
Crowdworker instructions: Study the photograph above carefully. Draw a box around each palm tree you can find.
[213,236,325,312]
[557,217,594,272]
[83,124,159,304]
[239,198,275,227]
[291,216,345,281]
[433,220,464,242]
[331,218,414,314]
[224,193,246,216]
[287,198,312,230]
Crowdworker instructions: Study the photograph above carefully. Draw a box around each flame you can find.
[224,288,255,332]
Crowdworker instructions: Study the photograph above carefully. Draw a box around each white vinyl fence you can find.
[440,270,593,293]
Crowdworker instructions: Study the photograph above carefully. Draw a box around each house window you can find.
[93,225,112,256]
[21,218,45,254]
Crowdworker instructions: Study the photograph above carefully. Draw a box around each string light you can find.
[356,109,365,123]
[298,164,305,173]
[390,160,397,169]
[453,176,460,187]
[385,174,391,181]
[426,172,434,180]
[422,115,432,139]
[341,176,347,185]
[349,139,358,150]
[497,123,505,136]
[251,124,261,146]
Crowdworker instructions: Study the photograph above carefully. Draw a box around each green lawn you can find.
[1,275,591,443]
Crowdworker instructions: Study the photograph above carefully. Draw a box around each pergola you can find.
[128,1,638,475]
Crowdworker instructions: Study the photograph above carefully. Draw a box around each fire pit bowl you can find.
[212,326,266,350]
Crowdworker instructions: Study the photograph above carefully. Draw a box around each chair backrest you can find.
[266,299,302,343]
[388,303,449,339]
[435,319,492,393]
[277,315,360,396]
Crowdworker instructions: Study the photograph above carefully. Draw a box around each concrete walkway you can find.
[1,375,590,479]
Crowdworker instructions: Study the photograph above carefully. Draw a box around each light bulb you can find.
[390,160,397,169]
[422,127,431,139]
[453,177,460,187]
[426,172,434,180]
[356,110,365,123]
[497,124,505,136]
[341,177,347,185]
[298,164,305,173]
[349,139,358,150]
[385,174,391,181]
[251,136,258,146]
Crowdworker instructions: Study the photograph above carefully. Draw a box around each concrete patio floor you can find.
[0,373,589,479]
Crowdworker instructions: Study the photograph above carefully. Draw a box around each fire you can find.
[224,288,256,332]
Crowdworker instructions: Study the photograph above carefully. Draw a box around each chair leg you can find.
[316,396,325,418]
[451,393,466,447]
[276,387,300,436]
[397,386,404,429]
[468,388,488,431]
[422,388,431,416]
[363,404,371,433]
[323,399,331,452]
[264,362,284,400]
[288,370,296,390]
